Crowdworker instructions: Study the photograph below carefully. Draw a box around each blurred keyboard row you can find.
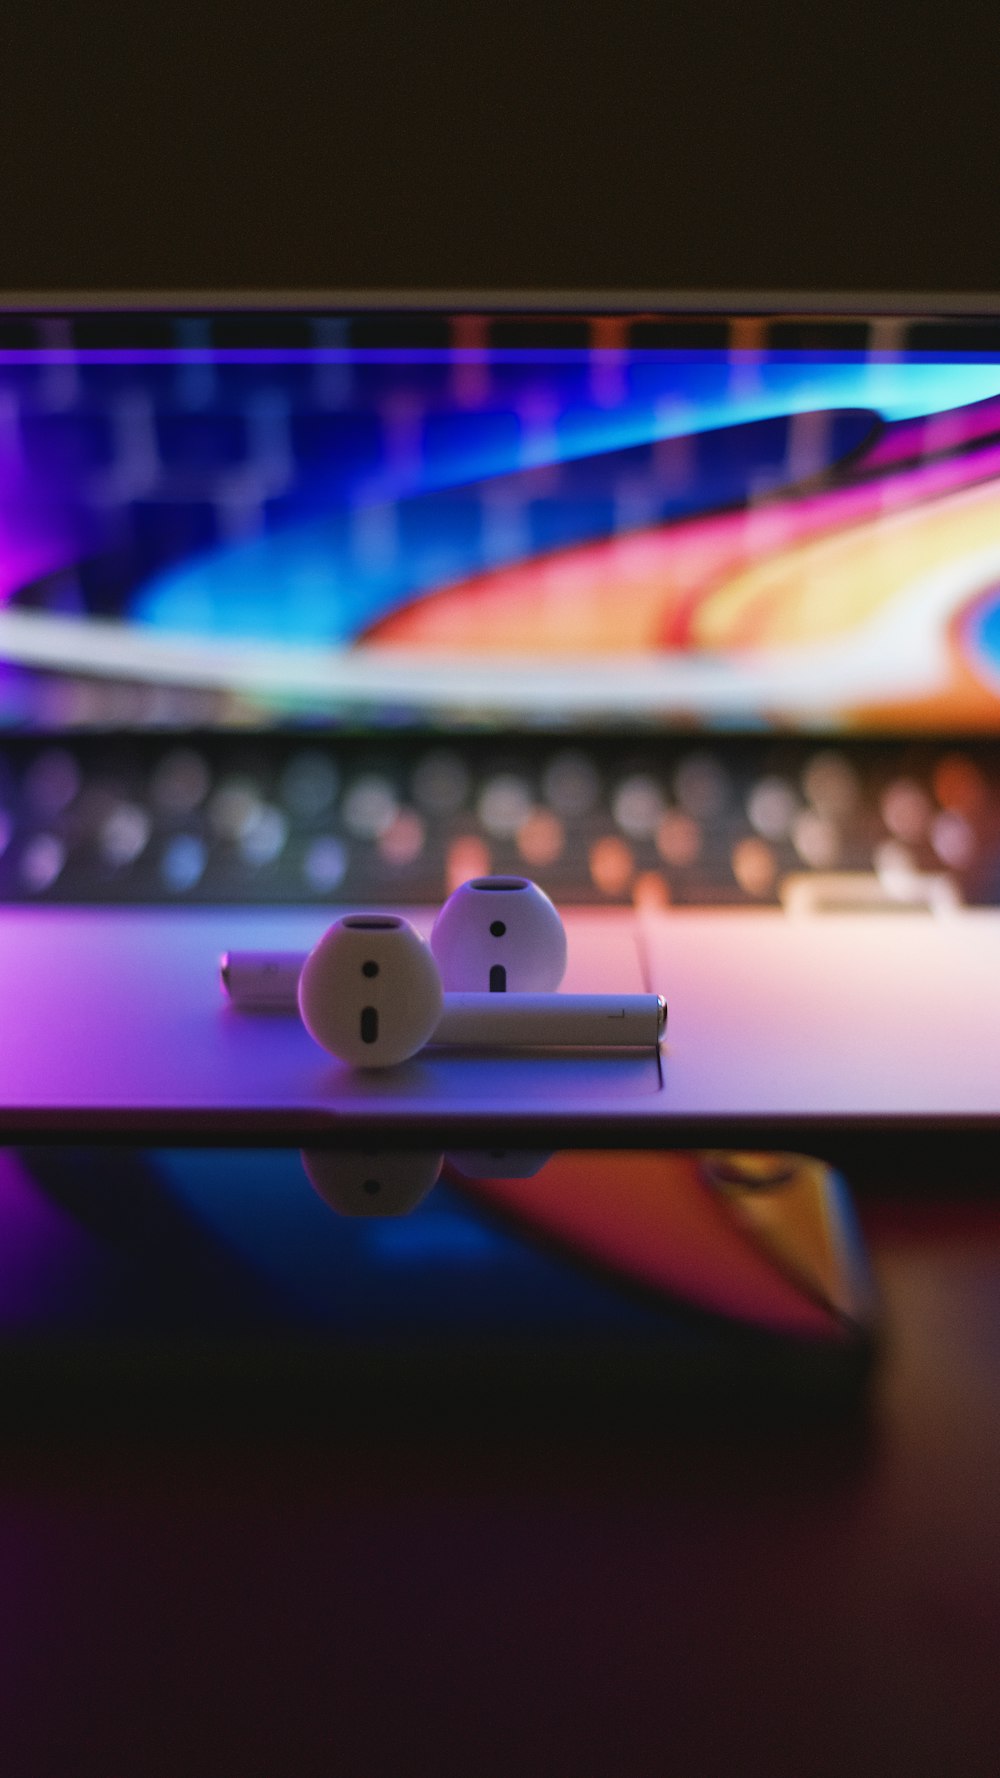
[6,308,999,353]
[0,735,998,907]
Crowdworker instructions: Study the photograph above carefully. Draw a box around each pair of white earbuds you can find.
[221,875,667,1067]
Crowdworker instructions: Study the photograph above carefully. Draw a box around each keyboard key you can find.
[341,776,399,839]
[378,809,427,868]
[238,805,289,867]
[302,835,349,894]
[411,749,470,816]
[746,775,798,841]
[541,750,601,818]
[731,836,776,897]
[155,411,249,471]
[611,773,664,839]
[655,811,702,869]
[289,411,383,479]
[99,803,152,868]
[477,775,534,839]
[20,833,67,892]
[633,869,670,908]
[932,752,989,816]
[128,499,218,568]
[149,749,212,815]
[674,753,730,818]
[516,808,565,869]
[208,778,265,842]
[801,750,861,817]
[589,835,634,896]
[20,411,117,473]
[279,750,339,818]
[791,809,840,869]
[880,778,932,843]
[930,810,976,869]
[23,748,81,814]
[160,834,207,892]
[445,836,491,892]
[420,407,522,474]
[397,490,483,564]
[873,839,915,883]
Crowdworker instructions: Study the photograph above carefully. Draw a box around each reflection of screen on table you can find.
[4,317,1000,733]
[0,1146,872,1372]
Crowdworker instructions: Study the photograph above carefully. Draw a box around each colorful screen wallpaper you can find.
[4,320,1000,732]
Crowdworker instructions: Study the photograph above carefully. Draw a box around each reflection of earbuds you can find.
[446,1150,554,1180]
[302,1146,555,1219]
[430,876,567,993]
[301,1147,444,1217]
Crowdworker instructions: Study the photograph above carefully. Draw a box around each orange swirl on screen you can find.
[363,439,1000,661]
[687,475,1000,651]
[443,1151,842,1340]
[852,618,1000,730]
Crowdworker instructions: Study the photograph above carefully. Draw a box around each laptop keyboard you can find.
[0,734,997,908]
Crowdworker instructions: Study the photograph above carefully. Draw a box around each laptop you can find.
[1,292,999,1145]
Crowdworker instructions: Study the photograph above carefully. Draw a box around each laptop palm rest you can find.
[640,906,1000,1124]
[0,907,661,1135]
[5,904,1000,1139]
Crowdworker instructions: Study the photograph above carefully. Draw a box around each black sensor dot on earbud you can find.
[490,921,506,937]
[361,959,379,977]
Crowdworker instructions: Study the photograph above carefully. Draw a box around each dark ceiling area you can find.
[0,3,996,298]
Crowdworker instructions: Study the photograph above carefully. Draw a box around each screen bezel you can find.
[2,287,1000,313]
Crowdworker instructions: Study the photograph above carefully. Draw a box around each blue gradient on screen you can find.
[128,354,1000,647]
[134,410,875,644]
[969,590,1000,682]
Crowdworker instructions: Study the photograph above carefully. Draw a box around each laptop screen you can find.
[4,306,1000,736]
[2,302,999,911]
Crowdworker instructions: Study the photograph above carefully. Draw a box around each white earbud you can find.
[430,875,567,992]
[220,880,667,1067]
[224,934,665,1066]
[297,914,443,1067]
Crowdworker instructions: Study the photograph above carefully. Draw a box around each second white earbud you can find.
[430,875,567,992]
[221,880,667,1067]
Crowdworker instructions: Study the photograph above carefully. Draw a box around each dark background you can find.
[1,1,997,298]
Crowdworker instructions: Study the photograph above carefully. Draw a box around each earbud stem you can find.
[220,951,307,1010]
[433,992,667,1048]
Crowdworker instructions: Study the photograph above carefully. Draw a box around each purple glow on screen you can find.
[0,456,98,607]
[0,529,80,606]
